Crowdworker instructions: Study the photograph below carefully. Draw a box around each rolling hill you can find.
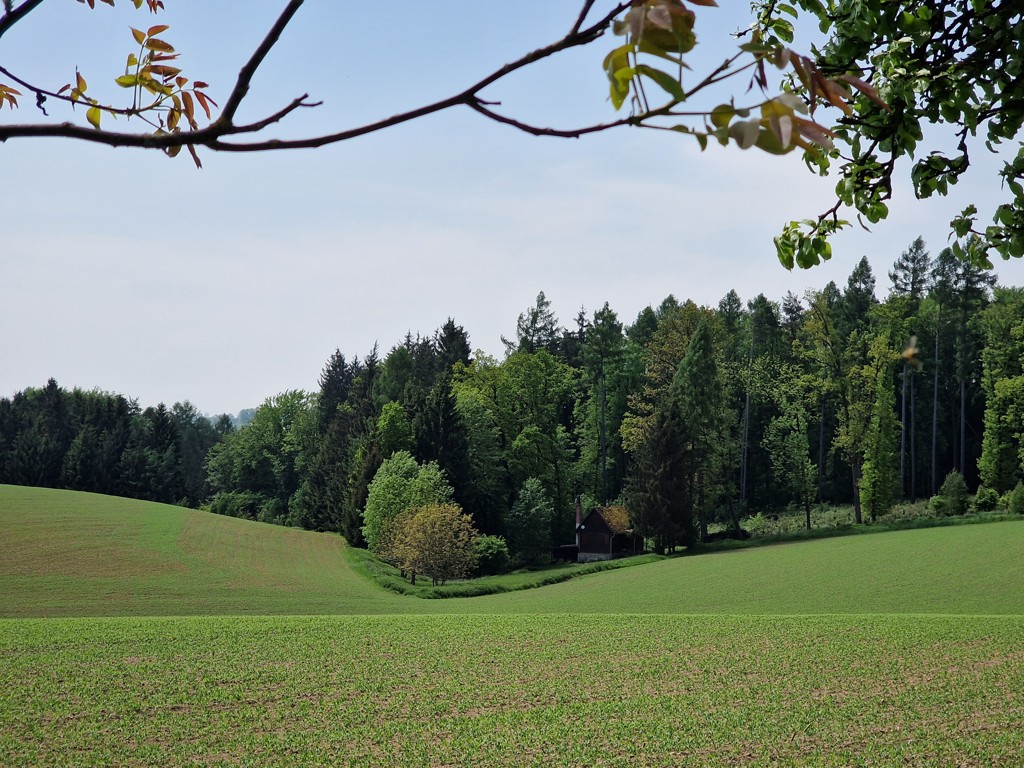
[3,483,1023,617]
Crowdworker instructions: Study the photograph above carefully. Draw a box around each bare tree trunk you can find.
[959,376,967,475]
[818,390,826,502]
[910,371,917,502]
[739,392,750,506]
[900,361,908,499]
[931,321,940,496]
[851,460,863,524]
[599,371,607,504]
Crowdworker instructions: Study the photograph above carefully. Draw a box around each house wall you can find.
[578,551,614,563]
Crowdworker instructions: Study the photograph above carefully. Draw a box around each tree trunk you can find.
[818,390,826,502]
[910,370,916,502]
[959,375,967,476]
[851,460,863,524]
[900,361,908,499]
[740,391,750,506]
[931,320,940,496]
[599,370,607,504]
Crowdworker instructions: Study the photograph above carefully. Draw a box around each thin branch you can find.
[0,0,46,42]
[0,64,143,116]
[571,0,601,35]
[217,0,304,126]
[228,94,320,134]
[466,100,635,139]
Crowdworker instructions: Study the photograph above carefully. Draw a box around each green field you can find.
[2,485,1024,766]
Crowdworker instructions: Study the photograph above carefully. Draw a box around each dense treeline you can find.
[4,239,1024,564]
[0,383,232,505]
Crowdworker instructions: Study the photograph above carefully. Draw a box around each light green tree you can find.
[361,450,452,555]
[859,335,900,522]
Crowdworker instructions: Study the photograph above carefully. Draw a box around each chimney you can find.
[574,496,582,548]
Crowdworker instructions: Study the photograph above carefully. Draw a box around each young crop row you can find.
[2,614,1022,766]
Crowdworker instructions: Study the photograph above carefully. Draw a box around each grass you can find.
[346,544,665,598]
[0,484,410,617]
[2,614,1022,766]
[4,484,1024,765]
[4,484,1024,616]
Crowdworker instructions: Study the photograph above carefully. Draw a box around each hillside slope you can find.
[0,485,410,617]
[3,484,1023,617]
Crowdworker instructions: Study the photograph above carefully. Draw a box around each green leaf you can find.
[710,104,734,129]
[115,75,138,88]
[86,105,101,129]
[634,65,685,102]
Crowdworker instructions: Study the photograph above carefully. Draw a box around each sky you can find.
[4,1,1024,416]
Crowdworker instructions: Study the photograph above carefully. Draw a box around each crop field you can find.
[2,614,1022,766]
[3,485,1024,766]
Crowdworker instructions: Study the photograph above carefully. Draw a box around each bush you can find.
[209,491,264,520]
[973,485,999,512]
[1009,482,1024,516]
[932,471,969,516]
[476,535,510,576]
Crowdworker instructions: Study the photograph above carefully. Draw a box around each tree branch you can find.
[0,0,47,42]
[466,100,635,139]
[0,0,637,154]
[216,0,305,127]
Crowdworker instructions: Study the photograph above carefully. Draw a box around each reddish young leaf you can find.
[147,24,170,36]
[182,91,197,128]
[194,90,215,119]
[837,74,891,112]
[187,144,202,169]
[145,38,175,53]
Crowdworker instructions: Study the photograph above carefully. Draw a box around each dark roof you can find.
[585,506,632,535]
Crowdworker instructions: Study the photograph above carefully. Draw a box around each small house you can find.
[575,502,643,563]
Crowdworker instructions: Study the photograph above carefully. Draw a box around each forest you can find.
[3,237,1024,568]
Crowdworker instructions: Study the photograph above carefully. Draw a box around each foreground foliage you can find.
[1,614,1022,766]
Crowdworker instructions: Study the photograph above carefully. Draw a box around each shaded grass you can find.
[2,614,1022,767]
[346,545,664,598]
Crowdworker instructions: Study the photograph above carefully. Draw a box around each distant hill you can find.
[2,484,1023,618]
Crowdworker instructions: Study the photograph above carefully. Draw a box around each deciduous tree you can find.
[391,503,479,586]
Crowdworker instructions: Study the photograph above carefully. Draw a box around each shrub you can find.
[929,495,949,516]
[209,491,264,520]
[933,471,970,516]
[476,535,510,576]
[1009,482,1024,516]
[973,485,999,512]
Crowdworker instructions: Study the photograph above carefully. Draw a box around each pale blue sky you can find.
[4,1,1023,415]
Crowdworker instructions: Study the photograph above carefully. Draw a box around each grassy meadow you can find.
[3,484,1024,766]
